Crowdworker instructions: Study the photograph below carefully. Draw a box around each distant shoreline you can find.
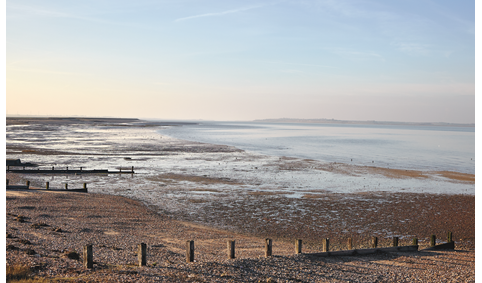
[6,116,474,128]
[253,118,475,127]
[5,117,198,127]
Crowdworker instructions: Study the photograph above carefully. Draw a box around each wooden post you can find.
[186,240,194,263]
[430,235,436,247]
[412,238,418,246]
[52,166,54,171]
[46,182,49,190]
[132,166,134,173]
[65,183,68,190]
[83,183,87,191]
[347,238,353,250]
[66,167,68,171]
[26,181,30,188]
[295,239,302,254]
[227,240,235,259]
[392,237,399,247]
[83,245,93,269]
[371,237,378,248]
[448,231,453,242]
[138,243,147,266]
[265,238,272,257]
[322,238,329,252]
[80,167,82,172]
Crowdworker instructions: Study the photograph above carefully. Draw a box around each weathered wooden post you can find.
[392,237,399,247]
[46,182,49,190]
[132,166,134,173]
[80,167,83,172]
[119,167,122,173]
[412,238,418,246]
[371,236,378,248]
[65,183,68,190]
[83,245,93,269]
[265,238,272,257]
[295,239,302,254]
[448,231,453,242]
[186,240,194,263]
[138,243,147,266]
[347,238,353,250]
[26,181,30,188]
[52,166,54,171]
[322,238,330,252]
[430,235,436,247]
[227,240,235,259]
[83,183,87,191]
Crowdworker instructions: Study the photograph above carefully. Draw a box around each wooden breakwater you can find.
[6,179,88,193]
[79,233,455,268]
[6,166,135,174]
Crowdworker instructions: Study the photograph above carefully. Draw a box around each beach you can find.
[5,117,475,281]
[5,186,475,282]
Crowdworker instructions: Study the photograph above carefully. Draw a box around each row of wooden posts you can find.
[6,179,88,191]
[6,166,134,174]
[81,233,453,269]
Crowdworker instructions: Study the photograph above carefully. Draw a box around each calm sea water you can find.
[159,121,475,174]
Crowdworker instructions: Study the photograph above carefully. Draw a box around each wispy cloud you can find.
[254,60,338,69]
[391,42,431,56]
[300,0,448,57]
[174,4,267,22]
[328,48,385,62]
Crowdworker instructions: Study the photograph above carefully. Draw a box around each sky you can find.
[5,0,476,123]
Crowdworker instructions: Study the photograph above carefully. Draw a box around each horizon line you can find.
[5,115,475,126]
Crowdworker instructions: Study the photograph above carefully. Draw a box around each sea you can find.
[159,121,475,175]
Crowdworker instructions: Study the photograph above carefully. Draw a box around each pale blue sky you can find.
[6,0,475,123]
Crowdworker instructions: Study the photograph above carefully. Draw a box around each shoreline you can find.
[7,173,475,250]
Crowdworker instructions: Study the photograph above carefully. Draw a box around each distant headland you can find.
[253,118,474,127]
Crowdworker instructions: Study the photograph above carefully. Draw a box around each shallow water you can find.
[159,121,475,174]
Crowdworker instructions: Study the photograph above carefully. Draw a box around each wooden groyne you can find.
[6,179,88,193]
[6,166,135,174]
[80,234,455,268]
[306,244,419,257]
